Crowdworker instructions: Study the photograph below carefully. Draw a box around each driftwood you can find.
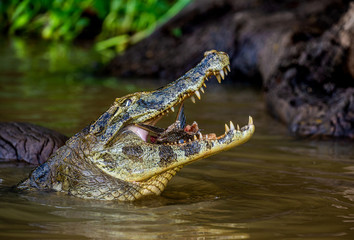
[0,122,68,164]
[107,0,353,138]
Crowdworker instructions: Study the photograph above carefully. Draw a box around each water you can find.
[1,38,354,239]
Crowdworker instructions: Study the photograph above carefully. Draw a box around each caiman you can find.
[18,50,255,201]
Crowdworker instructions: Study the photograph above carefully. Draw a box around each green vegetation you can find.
[0,0,190,57]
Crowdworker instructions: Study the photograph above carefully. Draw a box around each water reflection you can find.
[1,188,253,239]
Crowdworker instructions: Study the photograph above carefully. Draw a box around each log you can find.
[0,122,68,164]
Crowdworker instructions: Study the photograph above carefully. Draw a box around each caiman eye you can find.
[122,99,132,107]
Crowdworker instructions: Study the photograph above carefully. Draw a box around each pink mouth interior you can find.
[126,125,149,142]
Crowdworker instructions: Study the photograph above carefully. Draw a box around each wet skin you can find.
[18,50,255,201]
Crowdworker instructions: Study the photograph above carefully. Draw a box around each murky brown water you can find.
[1,39,354,239]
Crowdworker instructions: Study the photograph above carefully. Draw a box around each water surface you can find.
[1,39,354,239]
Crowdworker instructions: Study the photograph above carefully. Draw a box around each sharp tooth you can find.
[203,82,207,88]
[225,124,230,133]
[191,96,196,103]
[249,116,253,125]
[195,90,201,100]
[220,70,225,80]
[199,133,202,139]
[237,124,240,131]
[189,139,192,142]
[171,107,175,112]
[193,135,197,140]
[230,121,235,130]
[227,65,231,72]
[200,87,204,93]
[216,74,221,83]
[206,134,208,139]
[205,77,209,81]
[224,69,228,76]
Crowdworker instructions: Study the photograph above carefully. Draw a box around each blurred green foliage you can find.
[0,0,190,57]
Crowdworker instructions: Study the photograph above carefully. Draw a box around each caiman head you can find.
[20,50,255,201]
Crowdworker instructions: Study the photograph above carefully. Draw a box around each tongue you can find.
[126,125,149,142]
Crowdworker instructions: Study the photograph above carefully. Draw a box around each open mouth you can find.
[124,64,254,145]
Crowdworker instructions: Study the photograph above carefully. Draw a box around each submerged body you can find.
[18,50,255,201]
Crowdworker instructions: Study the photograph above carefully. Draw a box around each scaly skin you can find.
[18,50,255,201]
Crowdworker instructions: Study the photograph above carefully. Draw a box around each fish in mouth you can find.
[18,50,255,201]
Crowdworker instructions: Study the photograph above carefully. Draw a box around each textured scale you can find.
[18,50,255,201]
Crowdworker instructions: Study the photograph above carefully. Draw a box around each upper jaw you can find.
[122,50,231,144]
[130,50,231,125]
